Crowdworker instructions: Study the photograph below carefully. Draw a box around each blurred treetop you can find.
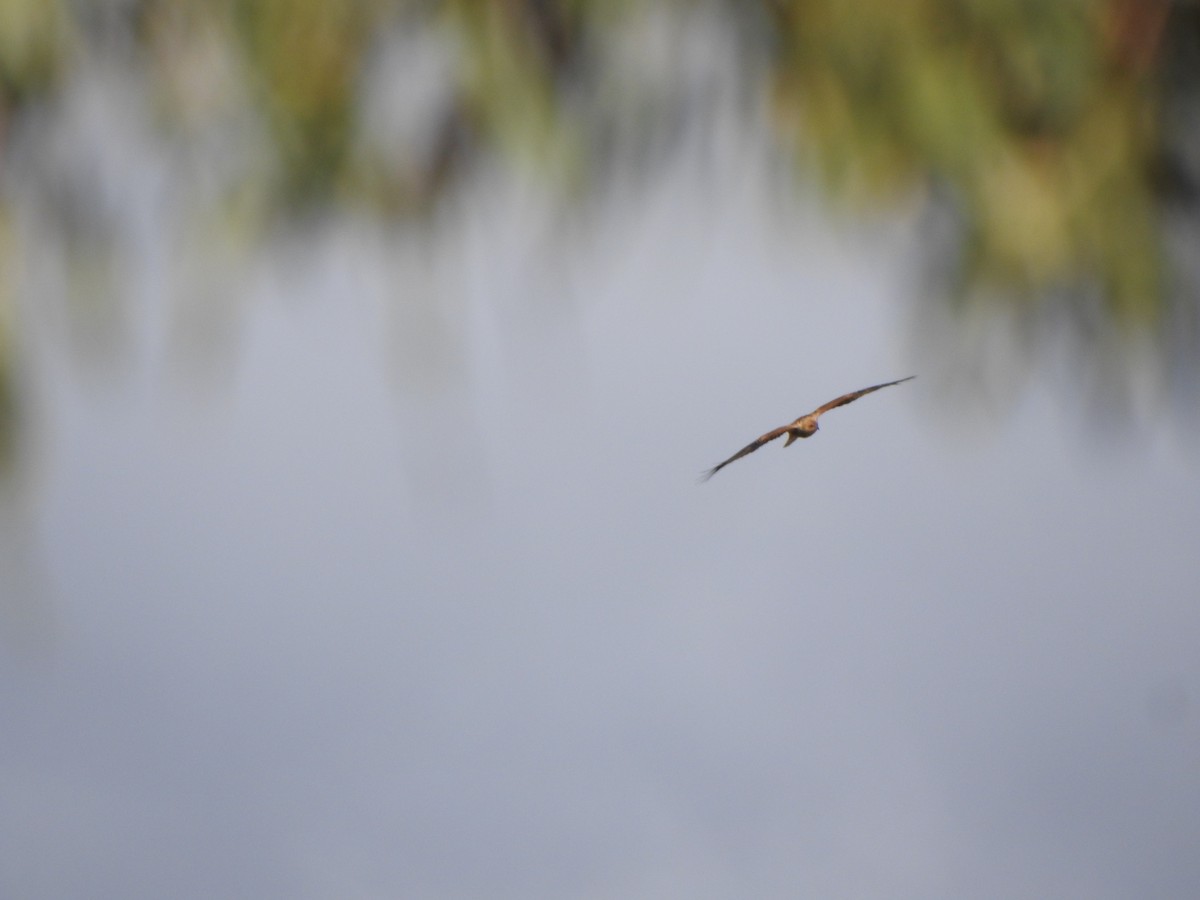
[0,0,1197,472]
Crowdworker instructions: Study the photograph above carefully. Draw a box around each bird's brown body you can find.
[783,416,819,445]
[701,376,914,480]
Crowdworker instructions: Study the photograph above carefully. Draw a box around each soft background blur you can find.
[2,2,1200,898]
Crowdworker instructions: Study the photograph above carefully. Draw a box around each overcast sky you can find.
[3,119,1200,900]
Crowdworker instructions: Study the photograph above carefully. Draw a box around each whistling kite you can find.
[701,376,914,480]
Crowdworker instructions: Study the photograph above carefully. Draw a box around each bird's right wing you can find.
[810,375,915,417]
[700,425,791,480]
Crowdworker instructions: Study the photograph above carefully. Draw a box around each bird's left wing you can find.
[700,425,791,481]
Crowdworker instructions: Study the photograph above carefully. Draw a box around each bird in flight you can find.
[700,376,914,480]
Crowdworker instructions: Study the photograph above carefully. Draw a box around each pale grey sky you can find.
[3,78,1200,900]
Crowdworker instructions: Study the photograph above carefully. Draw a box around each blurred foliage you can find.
[0,0,72,101]
[770,0,1174,323]
[0,0,1197,470]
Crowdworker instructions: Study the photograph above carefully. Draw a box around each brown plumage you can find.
[700,376,914,480]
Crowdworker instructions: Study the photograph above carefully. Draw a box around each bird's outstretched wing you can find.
[810,375,915,418]
[700,425,791,481]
